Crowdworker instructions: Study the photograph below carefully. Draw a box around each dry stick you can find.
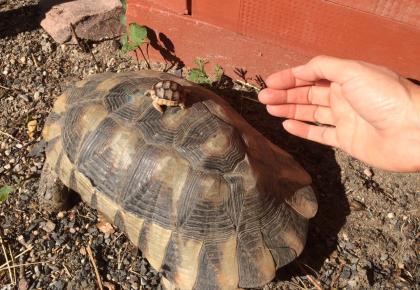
[0,237,13,285]
[0,261,52,271]
[86,245,104,290]
[8,245,16,285]
[295,261,324,290]
[0,130,20,142]
[31,53,39,68]
[0,84,11,90]
[63,263,72,278]
[0,246,33,269]
[235,79,262,92]
[70,23,101,72]
[134,49,141,70]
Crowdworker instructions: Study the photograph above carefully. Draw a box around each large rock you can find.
[40,0,123,44]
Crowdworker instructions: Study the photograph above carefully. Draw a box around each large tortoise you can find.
[39,71,318,290]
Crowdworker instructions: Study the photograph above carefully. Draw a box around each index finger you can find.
[292,55,364,84]
[265,67,313,90]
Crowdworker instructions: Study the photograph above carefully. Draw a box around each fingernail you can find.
[283,120,291,130]
[292,65,305,74]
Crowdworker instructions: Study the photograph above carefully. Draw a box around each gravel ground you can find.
[0,1,419,289]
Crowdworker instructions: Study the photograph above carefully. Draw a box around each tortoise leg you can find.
[38,162,71,212]
[152,100,164,114]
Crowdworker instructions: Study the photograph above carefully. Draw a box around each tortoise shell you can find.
[152,80,184,102]
[42,71,317,290]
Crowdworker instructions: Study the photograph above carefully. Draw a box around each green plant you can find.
[0,186,13,203]
[119,0,151,69]
[187,58,224,85]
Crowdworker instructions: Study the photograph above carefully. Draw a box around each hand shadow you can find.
[209,75,350,285]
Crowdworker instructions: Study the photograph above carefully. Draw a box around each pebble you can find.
[18,94,30,102]
[387,212,395,219]
[33,91,40,101]
[4,164,11,170]
[13,164,22,172]
[363,168,373,177]
[20,56,26,64]
[41,220,56,233]
[380,253,388,261]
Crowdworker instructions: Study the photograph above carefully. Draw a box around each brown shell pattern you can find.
[153,80,183,102]
[42,71,318,290]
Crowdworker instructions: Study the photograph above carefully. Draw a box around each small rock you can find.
[4,164,11,170]
[13,164,22,172]
[79,247,87,256]
[96,219,115,235]
[140,277,147,286]
[15,143,23,149]
[340,266,352,279]
[19,56,26,64]
[18,94,30,102]
[33,91,40,101]
[41,220,56,233]
[363,168,373,177]
[387,212,395,219]
[380,253,388,261]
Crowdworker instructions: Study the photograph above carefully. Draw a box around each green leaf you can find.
[120,33,128,46]
[120,14,126,26]
[128,23,147,47]
[187,68,210,85]
[0,186,13,203]
[213,64,223,83]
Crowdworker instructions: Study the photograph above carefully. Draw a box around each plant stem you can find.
[134,49,140,70]
[138,46,151,69]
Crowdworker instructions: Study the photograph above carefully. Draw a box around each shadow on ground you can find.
[213,84,350,282]
[0,0,70,39]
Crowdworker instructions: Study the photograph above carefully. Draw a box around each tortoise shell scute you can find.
[153,80,183,101]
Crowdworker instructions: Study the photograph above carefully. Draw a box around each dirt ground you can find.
[0,1,419,289]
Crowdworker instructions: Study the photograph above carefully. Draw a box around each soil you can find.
[0,1,419,290]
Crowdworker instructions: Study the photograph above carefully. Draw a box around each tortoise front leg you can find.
[38,162,71,212]
[152,100,164,114]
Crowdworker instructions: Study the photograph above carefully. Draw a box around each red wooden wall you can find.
[127,0,420,81]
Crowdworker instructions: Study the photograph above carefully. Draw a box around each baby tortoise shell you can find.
[39,71,318,290]
[146,80,186,113]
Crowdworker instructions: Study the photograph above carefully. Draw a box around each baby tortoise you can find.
[145,80,186,113]
[39,71,318,290]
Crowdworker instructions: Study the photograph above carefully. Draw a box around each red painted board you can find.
[127,0,420,81]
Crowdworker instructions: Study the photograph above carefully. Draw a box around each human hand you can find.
[258,55,420,172]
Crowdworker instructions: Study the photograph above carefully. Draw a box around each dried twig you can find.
[86,245,103,290]
[138,46,151,69]
[31,53,39,68]
[8,245,16,285]
[0,246,33,269]
[238,94,260,103]
[0,130,20,142]
[0,237,14,285]
[63,263,72,278]
[295,260,324,290]
[235,79,263,93]
[70,23,101,72]
[0,84,11,90]
[0,261,51,271]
